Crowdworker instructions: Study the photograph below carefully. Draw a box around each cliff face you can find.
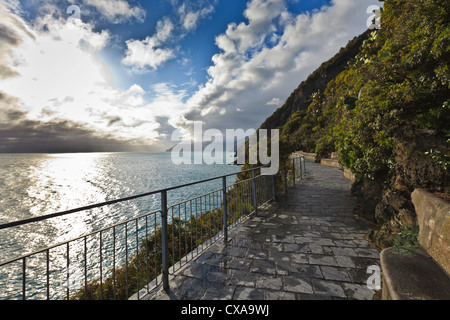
[255,0,449,249]
[356,127,449,249]
[259,30,370,131]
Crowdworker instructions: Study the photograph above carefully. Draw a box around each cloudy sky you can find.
[0,0,378,153]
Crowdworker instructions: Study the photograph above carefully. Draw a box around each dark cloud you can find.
[0,91,159,153]
[0,119,160,153]
[0,24,21,46]
[106,116,122,127]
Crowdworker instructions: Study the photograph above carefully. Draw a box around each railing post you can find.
[292,158,295,186]
[284,166,288,194]
[160,190,169,291]
[222,176,228,243]
[299,157,302,179]
[252,170,258,215]
[302,156,306,176]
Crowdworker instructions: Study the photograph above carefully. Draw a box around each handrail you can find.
[0,165,266,231]
[0,155,306,300]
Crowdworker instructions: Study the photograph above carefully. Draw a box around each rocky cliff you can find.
[254,0,449,249]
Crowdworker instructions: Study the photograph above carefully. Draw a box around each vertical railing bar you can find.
[303,156,306,176]
[242,182,246,218]
[199,197,203,250]
[125,222,129,298]
[22,257,26,301]
[258,173,261,206]
[209,193,213,241]
[253,171,259,208]
[240,181,244,218]
[46,249,50,300]
[245,179,248,215]
[238,183,241,221]
[113,226,116,300]
[240,182,243,218]
[136,218,139,300]
[189,200,197,253]
[160,190,169,291]
[259,176,262,205]
[215,191,218,240]
[209,193,213,243]
[220,189,224,231]
[178,204,182,269]
[171,206,174,268]
[206,195,209,243]
[222,176,228,243]
[298,157,300,179]
[100,230,103,300]
[247,179,251,216]
[68,241,71,301]
[299,157,302,179]
[234,184,237,221]
[213,191,222,236]
[232,186,235,223]
[184,202,188,263]
[257,174,260,207]
[83,237,87,300]
[202,195,206,246]
[252,170,258,216]
[258,175,261,206]
[153,213,158,287]
[292,158,295,186]
[216,190,220,236]
[195,198,199,255]
[242,181,245,219]
[205,194,209,244]
[235,185,238,222]
[284,166,288,194]
[145,215,149,293]
[261,174,264,204]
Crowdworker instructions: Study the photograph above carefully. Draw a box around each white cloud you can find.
[266,97,281,106]
[121,17,175,72]
[1,0,381,150]
[181,0,378,132]
[0,1,35,79]
[178,3,214,31]
[0,7,162,144]
[82,0,146,23]
[127,84,145,95]
[122,2,215,73]
[220,0,286,53]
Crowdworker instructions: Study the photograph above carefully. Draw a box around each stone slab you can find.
[380,247,450,300]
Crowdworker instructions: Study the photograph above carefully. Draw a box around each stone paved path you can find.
[143,159,381,300]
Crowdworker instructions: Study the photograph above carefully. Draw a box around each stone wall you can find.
[295,151,316,161]
[320,158,343,169]
[343,167,356,182]
[411,189,450,275]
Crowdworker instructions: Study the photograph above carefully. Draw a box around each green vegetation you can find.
[278,0,449,181]
[69,210,223,300]
[254,0,449,248]
[69,180,262,300]
[393,225,420,247]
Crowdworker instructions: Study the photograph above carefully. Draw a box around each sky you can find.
[0,0,380,153]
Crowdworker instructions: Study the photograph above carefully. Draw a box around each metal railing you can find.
[0,155,306,300]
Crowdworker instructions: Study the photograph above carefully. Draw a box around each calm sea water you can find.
[0,152,240,299]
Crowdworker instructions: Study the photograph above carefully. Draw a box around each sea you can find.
[0,151,240,299]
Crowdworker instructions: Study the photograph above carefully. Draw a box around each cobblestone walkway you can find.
[144,160,381,300]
